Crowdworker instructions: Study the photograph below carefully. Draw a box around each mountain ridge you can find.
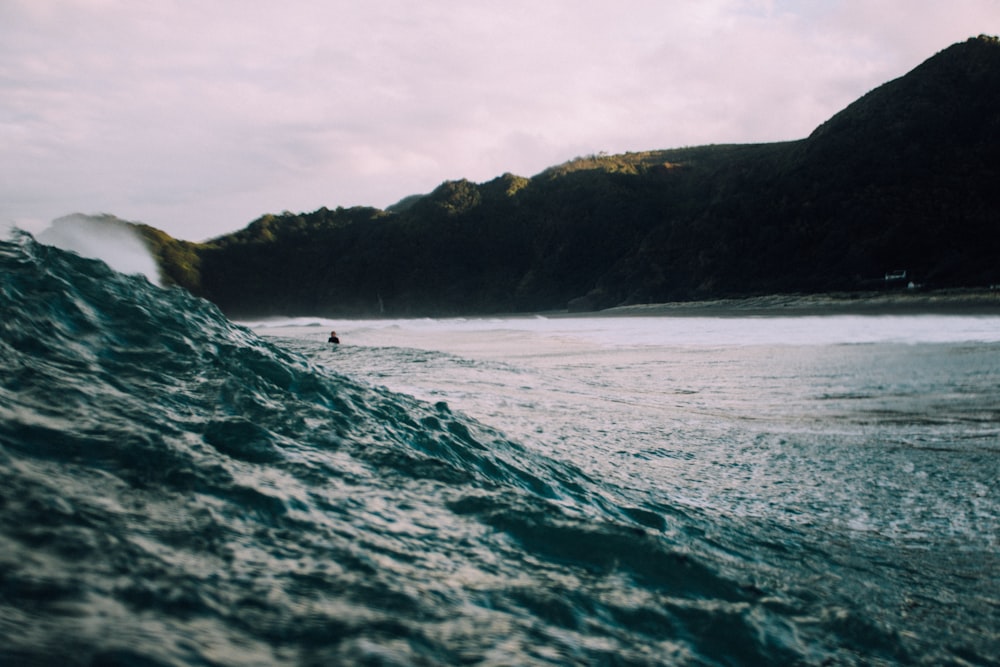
[57,36,1000,317]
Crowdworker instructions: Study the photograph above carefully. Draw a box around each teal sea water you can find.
[2,232,998,666]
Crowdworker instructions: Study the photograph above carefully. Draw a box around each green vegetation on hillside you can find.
[136,36,1000,317]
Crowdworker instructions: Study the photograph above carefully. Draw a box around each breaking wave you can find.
[1,232,996,665]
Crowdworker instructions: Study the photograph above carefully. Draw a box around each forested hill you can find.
[129,35,1000,316]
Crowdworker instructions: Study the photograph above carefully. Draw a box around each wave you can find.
[0,232,967,665]
[35,213,162,286]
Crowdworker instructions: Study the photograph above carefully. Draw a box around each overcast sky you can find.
[2,1,997,241]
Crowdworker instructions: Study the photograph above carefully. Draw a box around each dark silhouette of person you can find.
[328,330,340,344]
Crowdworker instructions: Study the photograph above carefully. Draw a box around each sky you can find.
[2,1,998,241]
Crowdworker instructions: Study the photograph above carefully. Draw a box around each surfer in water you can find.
[328,330,340,345]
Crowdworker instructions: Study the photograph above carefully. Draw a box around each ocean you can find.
[2,232,998,666]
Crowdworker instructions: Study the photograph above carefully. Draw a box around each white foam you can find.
[36,214,161,286]
[257,314,1000,354]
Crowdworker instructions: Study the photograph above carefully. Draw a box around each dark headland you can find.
[53,36,1000,319]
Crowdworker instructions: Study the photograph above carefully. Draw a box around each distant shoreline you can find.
[252,289,1000,322]
[582,289,1000,318]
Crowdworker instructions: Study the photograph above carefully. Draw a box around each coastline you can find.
[586,289,1000,318]
[250,289,1000,322]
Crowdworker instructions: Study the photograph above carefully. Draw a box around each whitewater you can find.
[2,233,998,666]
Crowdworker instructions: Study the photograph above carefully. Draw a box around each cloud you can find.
[1,0,997,240]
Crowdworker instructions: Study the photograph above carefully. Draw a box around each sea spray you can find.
[36,213,161,285]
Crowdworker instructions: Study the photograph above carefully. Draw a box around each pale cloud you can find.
[2,0,998,240]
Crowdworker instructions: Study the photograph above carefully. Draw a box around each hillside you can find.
[129,35,1000,317]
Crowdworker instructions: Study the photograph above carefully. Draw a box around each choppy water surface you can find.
[2,233,998,666]
[264,316,1000,529]
[262,316,1000,663]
